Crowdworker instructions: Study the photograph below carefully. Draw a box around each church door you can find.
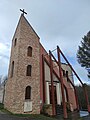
[49,85,57,104]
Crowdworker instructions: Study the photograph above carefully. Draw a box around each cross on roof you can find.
[20,9,27,16]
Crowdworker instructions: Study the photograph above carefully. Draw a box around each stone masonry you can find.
[4,14,40,114]
[4,13,77,115]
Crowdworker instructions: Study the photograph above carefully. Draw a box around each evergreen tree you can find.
[77,31,90,78]
[76,85,90,110]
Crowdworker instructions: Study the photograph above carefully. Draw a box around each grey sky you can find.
[0,0,90,84]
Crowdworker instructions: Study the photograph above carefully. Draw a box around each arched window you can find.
[14,38,17,46]
[26,65,32,76]
[25,86,31,99]
[27,46,32,57]
[11,61,14,77]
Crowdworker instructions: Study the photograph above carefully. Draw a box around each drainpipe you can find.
[42,54,46,104]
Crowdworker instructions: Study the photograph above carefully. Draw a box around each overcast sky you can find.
[0,0,90,84]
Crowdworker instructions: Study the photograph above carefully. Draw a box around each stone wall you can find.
[4,15,40,114]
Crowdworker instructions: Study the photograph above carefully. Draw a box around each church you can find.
[4,11,79,118]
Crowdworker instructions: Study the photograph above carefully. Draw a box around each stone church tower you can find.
[4,11,80,118]
[4,14,41,114]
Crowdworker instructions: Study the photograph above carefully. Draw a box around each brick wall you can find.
[4,15,40,114]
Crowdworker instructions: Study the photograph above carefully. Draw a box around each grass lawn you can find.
[0,103,85,120]
[14,114,84,120]
[15,114,58,120]
[0,103,12,114]
[76,118,84,120]
[0,103,57,120]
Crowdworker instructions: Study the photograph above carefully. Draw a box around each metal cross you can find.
[20,9,27,16]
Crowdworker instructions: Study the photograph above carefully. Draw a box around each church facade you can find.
[4,13,78,117]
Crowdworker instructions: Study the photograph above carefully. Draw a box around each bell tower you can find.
[4,11,40,114]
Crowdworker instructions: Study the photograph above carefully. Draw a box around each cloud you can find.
[0,43,7,50]
[0,54,9,59]
[0,42,10,75]
[0,43,10,57]
[0,58,9,76]
[0,0,90,84]
[73,62,90,85]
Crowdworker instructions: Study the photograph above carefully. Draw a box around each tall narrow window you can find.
[66,71,68,77]
[27,46,32,57]
[25,86,31,99]
[11,61,14,77]
[63,70,65,77]
[26,65,32,76]
[14,38,17,46]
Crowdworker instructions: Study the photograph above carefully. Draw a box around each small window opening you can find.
[25,86,31,99]
[66,71,68,77]
[27,46,32,57]
[14,38,17,46]
[26,65,32,76]
[63,70,66,77]
[11,61,14,77]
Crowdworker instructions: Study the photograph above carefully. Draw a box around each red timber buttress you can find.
[41,45,90,119]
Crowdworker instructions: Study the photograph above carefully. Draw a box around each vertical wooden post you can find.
[57,46,68,119]
[49,51,56,115]
[83,84,90,112]
[74,88,79,110]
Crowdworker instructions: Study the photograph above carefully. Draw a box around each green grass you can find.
[14,114,84,120]
[14,114,57,120]
[0,103,4,109]
[78,118,84,120]
[0,103,12,114]
[0,103,86,120]
[0,103,57,120]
